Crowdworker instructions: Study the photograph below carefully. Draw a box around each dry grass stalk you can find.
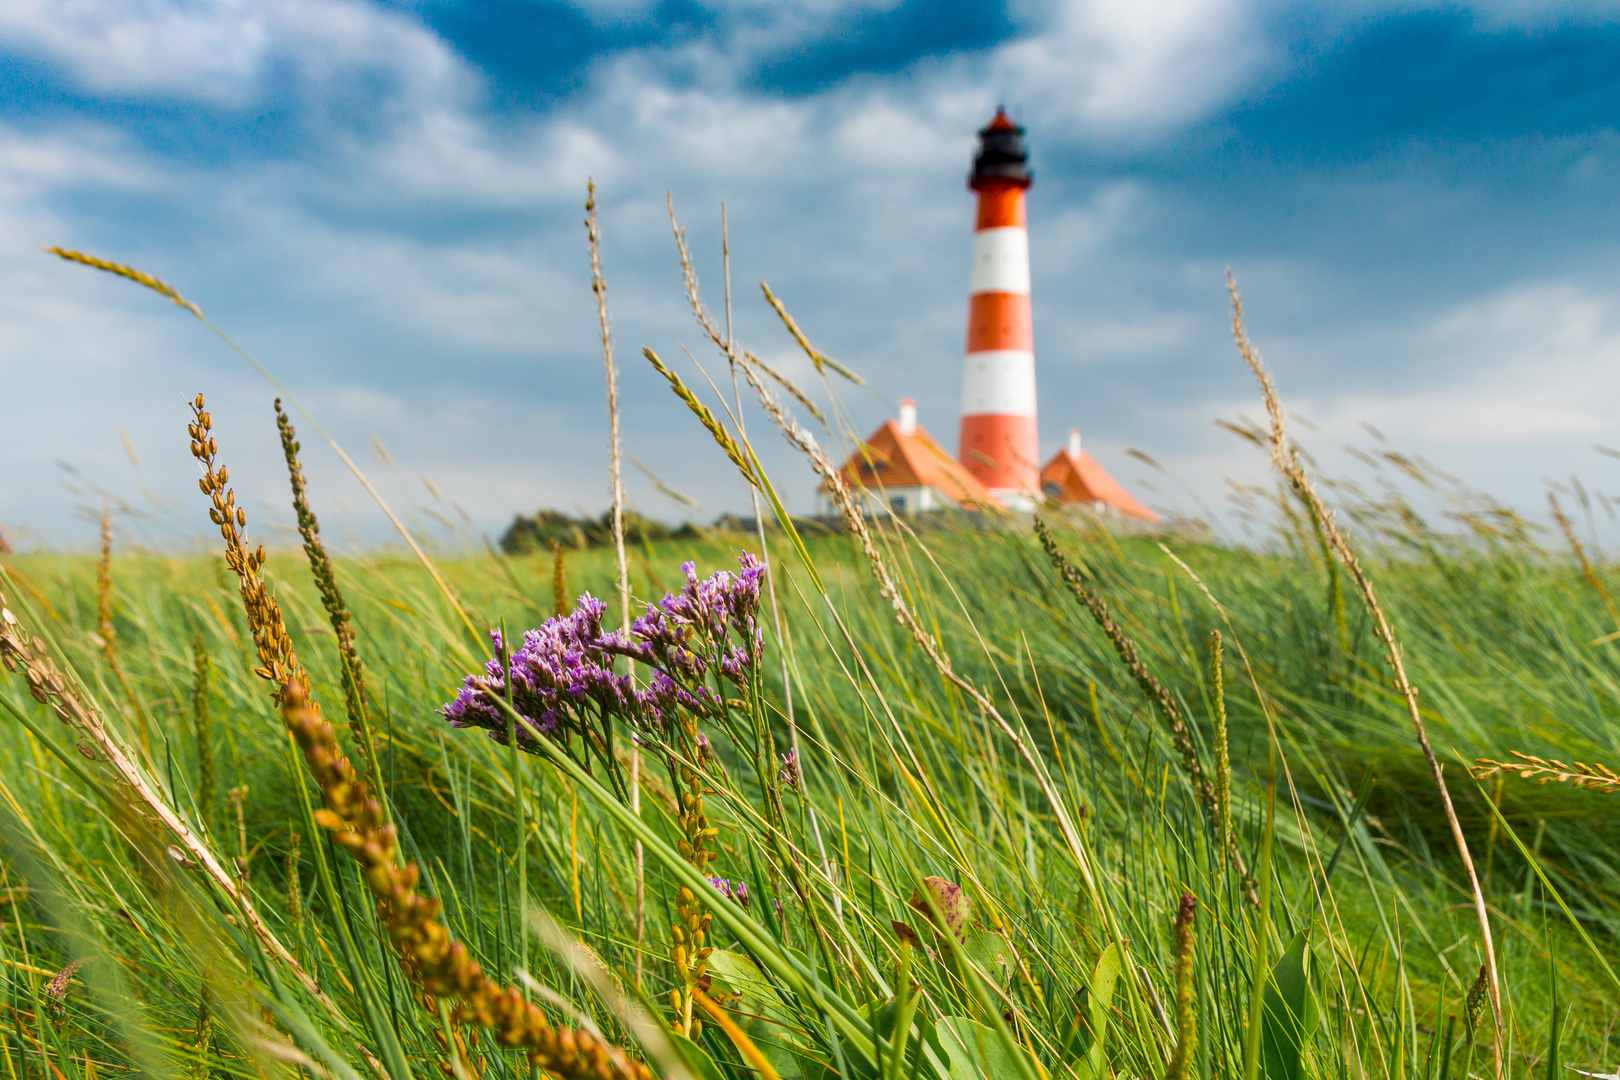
[551,540,572,618]
[286,831,304,938]
[1209,630,1233,858]
[44,247,202,316]
[96,504,150,748]
[1226,272,1504,1075]
[228,785,250,887]
[743,350,825,425]
[641,348,756,484]
[668,196,731,360]
[667,199,831,425]
[1034,518,1250,885]
[587,183,643,985]
[188,395,653,1077]
[191,633,215,836]
[728,332,1113,933]
[189,396,306,701]
[1548,491,1620,630]
[1470,751,1620,794]
[1164,893,1197,1080]
[280,682,655,1080]
[759,282,864,386]
[0,579,331,1015]
[671,199,846,929]
[49,247,482,648]
[587,183,633,643]
[274,400,375,758]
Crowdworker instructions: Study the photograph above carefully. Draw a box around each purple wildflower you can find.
[46,958,84,1003]
[778,747,801,791]
[707,876,751,907]
[438,555,767,751]
[44,958,84,1026]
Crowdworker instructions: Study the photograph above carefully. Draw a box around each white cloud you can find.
[1258,282,1620,450]
[994,0,1273,135]
[0,0,462,104]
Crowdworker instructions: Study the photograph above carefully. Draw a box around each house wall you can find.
[817,486,938,517]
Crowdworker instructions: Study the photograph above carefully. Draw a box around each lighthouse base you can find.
[958,412,1040,494]
[987,488,1040,513]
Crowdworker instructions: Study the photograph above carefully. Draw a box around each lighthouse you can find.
[958,107,1039,509]
[824,109,1159,523]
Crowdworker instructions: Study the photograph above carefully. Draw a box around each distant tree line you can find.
[498,506,1016,554]
[498,509,679,554]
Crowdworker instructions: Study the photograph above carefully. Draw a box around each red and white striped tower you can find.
[958,107,1038,508]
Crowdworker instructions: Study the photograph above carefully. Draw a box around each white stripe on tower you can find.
[958,107,1038,507]
[968,227,1031,295]
[960,350,1036,415]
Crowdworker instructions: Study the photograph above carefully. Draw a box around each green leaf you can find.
[1070,942,1122,1080]
[1260,931,1318,1080]
[665,1031,727,1080]
[706,949,819,1079]
[928,1016,1036,1080]
[707,948,784,1013]
[962,931,1017,988]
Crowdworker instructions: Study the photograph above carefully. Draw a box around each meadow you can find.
[0,247,1616,1080]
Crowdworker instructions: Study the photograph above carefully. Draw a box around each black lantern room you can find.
[970,107,1032,191]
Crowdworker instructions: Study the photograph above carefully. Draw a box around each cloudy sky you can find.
[5,0,1620,548]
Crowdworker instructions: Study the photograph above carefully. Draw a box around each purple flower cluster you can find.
[778,747,801,792]
[707,876,750,907]
[621,556,766,688]
[440,555,765,748]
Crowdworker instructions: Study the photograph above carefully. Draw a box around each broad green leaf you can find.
[1261,930,1318,1080]
[707,949,819,1079]
[665,1031,727,1080]
[962,930,1017,987]
[929,1016,1036,1080]
[1072,942,1123,1080]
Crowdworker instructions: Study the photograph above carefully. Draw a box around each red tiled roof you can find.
[984,107,1019,133]
[1039,448,1158,521]
[825,420,1001,508]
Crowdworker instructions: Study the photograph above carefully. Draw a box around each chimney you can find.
[1068,428,1081,458]
[898,397,917,435]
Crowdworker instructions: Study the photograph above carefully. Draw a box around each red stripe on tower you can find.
[959,107,1038,509]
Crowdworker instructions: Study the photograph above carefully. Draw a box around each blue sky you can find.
[5,0,1620,548]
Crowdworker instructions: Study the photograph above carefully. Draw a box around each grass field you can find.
[2,472,1618,1080]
